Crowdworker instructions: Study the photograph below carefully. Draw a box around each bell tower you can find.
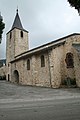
[6,9,29,81]
[6,9,29,61]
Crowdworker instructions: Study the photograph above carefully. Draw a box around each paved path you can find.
[0,96,80,120]
[0,81,80,120]
[0,81,80,101]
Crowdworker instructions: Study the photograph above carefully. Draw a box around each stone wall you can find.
[8,34,80,88]
[10,43,65,88]
[11,53,51,87]
[14,29,29,57]
[0,66,6,77]
[6,28,29,81]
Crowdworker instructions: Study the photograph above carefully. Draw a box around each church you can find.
[6,9,80,88]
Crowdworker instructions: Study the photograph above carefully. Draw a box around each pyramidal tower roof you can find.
[12,9,23,30]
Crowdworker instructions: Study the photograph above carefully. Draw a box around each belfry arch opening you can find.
[13,70,19,83]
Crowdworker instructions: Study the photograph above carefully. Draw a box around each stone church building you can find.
[6,9,80,88]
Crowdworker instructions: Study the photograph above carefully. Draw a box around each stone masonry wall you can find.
[72,35,80,87]
[10,44,65,88]
[11,52,51,87]
[0,66,6,77]
[50,44,65,88]
[10,34,80,88]
[6,28,29,81]
[15,29,29,57]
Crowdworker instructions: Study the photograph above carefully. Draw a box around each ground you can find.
[0,81,80,120]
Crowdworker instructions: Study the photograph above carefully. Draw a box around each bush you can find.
[62,77,76,86]
[0,75,6,80]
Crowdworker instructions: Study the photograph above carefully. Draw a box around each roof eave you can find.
[6,27,29,34]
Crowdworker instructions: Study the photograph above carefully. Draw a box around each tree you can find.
[0,13,5,43]
[67,0,80,15]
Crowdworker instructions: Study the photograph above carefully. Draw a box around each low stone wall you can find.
[0,66,6,79]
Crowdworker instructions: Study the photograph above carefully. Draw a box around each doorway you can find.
[13,70,19,83]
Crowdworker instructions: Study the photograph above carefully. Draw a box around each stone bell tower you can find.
[6,9,29,81]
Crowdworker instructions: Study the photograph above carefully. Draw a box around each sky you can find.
[0,0,80,59]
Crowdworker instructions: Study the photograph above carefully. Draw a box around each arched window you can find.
[41,55,45,67]
[65,52,74,68]
[20,31,23,38]
[27,59,30,70]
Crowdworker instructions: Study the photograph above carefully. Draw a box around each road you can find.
[0,98,80,120]
[0,81,80,120]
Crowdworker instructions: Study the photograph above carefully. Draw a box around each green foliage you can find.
[68,0,80,15]
[68,0,80,7]
[0,15,5,43]
[62,77,76,87]
[0,75,6,80]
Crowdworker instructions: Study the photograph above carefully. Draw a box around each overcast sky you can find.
[0,0,80,59]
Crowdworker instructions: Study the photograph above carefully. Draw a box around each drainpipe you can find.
[46,46,52,88]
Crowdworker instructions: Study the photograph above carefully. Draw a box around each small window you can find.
[65,52,74,68]
[27,59,30,70]
[41,55,45,67]
[10,32,12,39]
[21,31,23,38]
